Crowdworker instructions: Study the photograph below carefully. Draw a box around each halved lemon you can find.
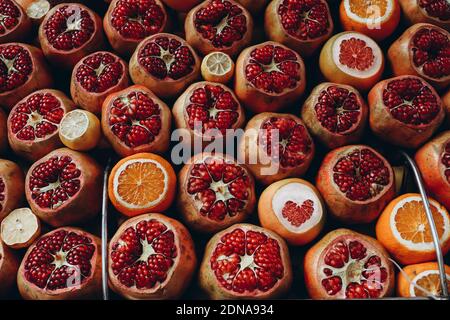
[59,109,101,151]
[397,262,450,297]
[201,51,235,84]
[1,208,41,249]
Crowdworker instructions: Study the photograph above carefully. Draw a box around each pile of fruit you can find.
[0,0,448,300]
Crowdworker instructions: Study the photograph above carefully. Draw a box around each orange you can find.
[376,193,450,265]
[339,0,400,41]
[397,262,450,297]
[108,153,176,217]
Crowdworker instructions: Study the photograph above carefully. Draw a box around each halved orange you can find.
[108,153,176,217]
[376,193,450,265]
[397,262,450,297]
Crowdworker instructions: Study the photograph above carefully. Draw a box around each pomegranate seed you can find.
[442,141,450,182]
[418,0,450,21]
[0,0,20,35]
[0,177,4,212]
[0,44,32,92]
[281,199,314,227]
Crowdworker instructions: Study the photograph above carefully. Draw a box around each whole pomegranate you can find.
[0,238,19,295]
[0,0,31,43]
[415,131,450,210]
[0,159,24,222]
[104,0,168,57]
[108,213,197,300]
[178,152,256,233]
[235,41,306,113]
[160,0,202,12]
[265,0,333,57]
[368,75,444,148]
[129,33,201,99]
[304,228,395,299]
[388,23,450,89]
[25,148,102,227]
[316,145,395,224]
[199,223,292,299]
[17,227,102,300]
[301,82,368,149]
[172,81,245,147]
[0,108,7,154]
[38,3,104,69]
[236,0,269,13]
[101,85,172,157]
[7,89,75,161]
[238,112,315,186]
[398,0,450,30]
[184,0,253,57]
[0,43,53,109]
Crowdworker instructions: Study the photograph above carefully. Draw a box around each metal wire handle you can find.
[102,158,112,300]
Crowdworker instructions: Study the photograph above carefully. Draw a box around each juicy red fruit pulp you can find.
[110,219,177,289]
[0,44,32,92]
[0,177,4,212]
[282,199,314,227]
[210,228,284,293]
[339,37,375,71]
[418,0,450,21]
[0,0,21,35]
[442,141,450,183]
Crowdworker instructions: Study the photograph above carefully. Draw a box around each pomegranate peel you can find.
[0,238,19,295]
[0,159,25,223]
[0,0,32,43]
[0,108,7,154]
[398,0,450,31]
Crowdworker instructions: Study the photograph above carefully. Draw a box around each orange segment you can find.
[349,0,388,18]
[397,262,450,297]
[414,272,449,297]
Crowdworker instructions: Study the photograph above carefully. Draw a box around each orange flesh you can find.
[349,0,388,18]
[414,273,450,296]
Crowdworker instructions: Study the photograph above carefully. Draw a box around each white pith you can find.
[0,208,39,246]
[112,159,169,209]
[204,52,232,76]
[60,110,88,140]
[65,9,82,32]
[390,195,450,251]
[332,32,382,78]
[409,270,450,297]
[343,0,393,23]
[271,182,323,233]
[27,0,50,19]
[158,46,175,69]
[0,55,18,75]
[0,11,14,31]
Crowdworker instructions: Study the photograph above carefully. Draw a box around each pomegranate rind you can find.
[258,178,325,246]
[397,262,450,297]
[368,75,445,149]
[17,227,102,300]
[178,152,256,233]
[199,223,292,299]
[301,82,368,149]
[264,0,334,57]
[398,0,450,31]
[0,239,19,296]
[444,90,450,126]
[0,108,8,154]
[0,0,32,44]
[7,89,75,161]
[108,213,197,300]
[0,159,25,223]
[304,228,395,299]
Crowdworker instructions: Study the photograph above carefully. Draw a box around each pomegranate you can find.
[104,0,168,57]
[70,51,129,115]
[415,131,450,210]
[0,159,24,222]
[7,89,75,161]
[0,108,7,154]
[238,112,315,186]
[234,41,306,113]
[101,85,172,157]
[129,33,201,99]
[236,0,269,13]
[0,43,53,109]
[316,145,395,224]
[388,23,450,89]
[108,213,197,300]
[398,0,450,30]
[444,89,450,125]
[304,228,395,299]
[0,0,31,43]
[178,152,256,233]
[301,82,368,149]
[265,0,334,57]
[25,148,102,227]
[184,0,253,57]
[38,3,104,69]
[199,223,292,299]
[160,0,202,12]
[0,238,19,295]
[17,227,102,300]
[368,75,444,148]
[258,178,325,246]
[172,81,245,147]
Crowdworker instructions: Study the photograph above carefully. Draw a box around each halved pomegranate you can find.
[25,148,102,227]
[160,0,202,12]
[17,227,102,300]
[38,3,104,69]
[316,145,395,224]
[0,0,31,43]
[415,131,450,210]
[101,85,172,157]
[444,89,450,125]
[235,41,306,113]
[236,0,269,13]
[70,51,129,115]
[0,159,24,222]
[319,31,385,92]
[388,23,450,89]
[173,81,245,147]
[301,82,368,149]
[178,152,256,233]
[368,75,444,148]
[104,0,168,57]
[7,89,75,161]
[258,178,325,246]
[0,238,19,295]
[304,228,395,299]
[399,0,450,30]
[129,33,201,99]
[108,213,197,300]
[265,0,333,57]
[0,108,7,154]
[238,112,315,186]
[0,43,53,109]
[185,0,253,57]
[200,223,292,299]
